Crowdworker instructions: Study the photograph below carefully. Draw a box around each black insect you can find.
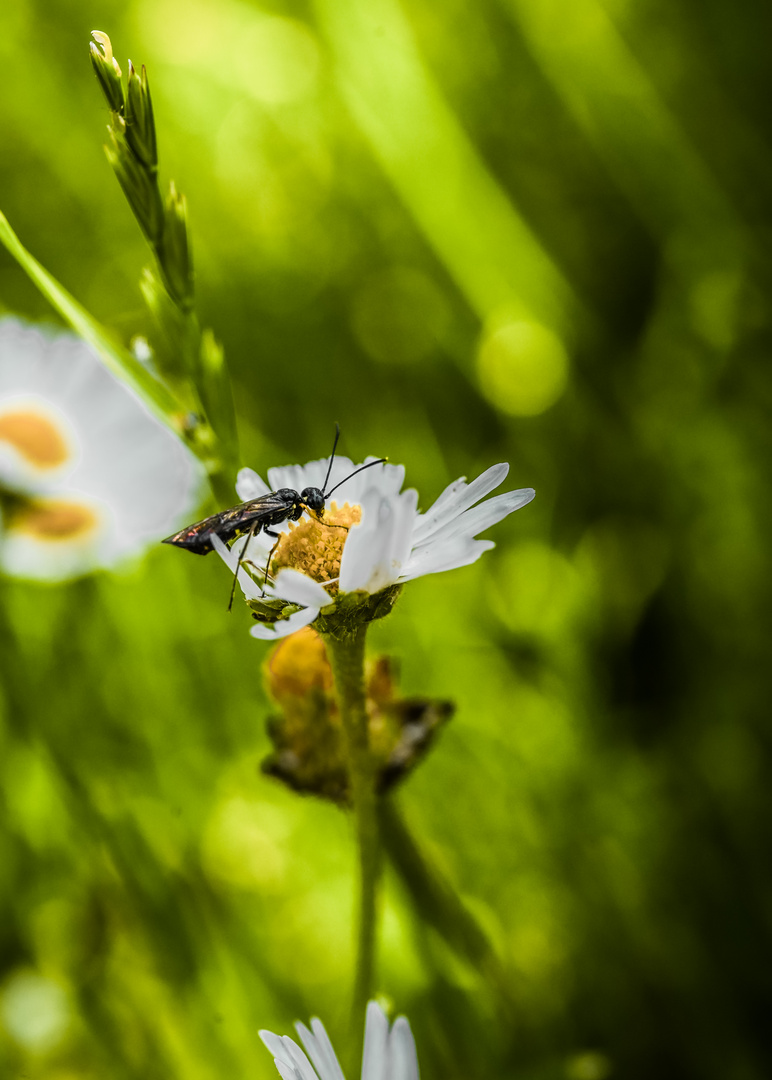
[163,425,386,606]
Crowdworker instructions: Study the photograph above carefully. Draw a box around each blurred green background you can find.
[2,0,772,1076]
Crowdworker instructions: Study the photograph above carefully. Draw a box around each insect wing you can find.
[162,509,230,553]
[163,492,295,554]
[215,492,296,539]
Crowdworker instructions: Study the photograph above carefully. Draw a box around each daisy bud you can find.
[261,628,453,803]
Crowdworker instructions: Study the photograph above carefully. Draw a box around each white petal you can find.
[272,568,333,608]
[295,1018,346,1080]
[211,532,238,570]
[387,1018,419,1080]
[373,461,406,499]
[413,487,535,549]
[268,455,349,495]
[0,318,202,578]
[414,474,467,520]
[411,463,509,546]
[339,488,409,593]
[400,538,495,581]
[211,533,264,601]
[236,467,270,501]
[395,494,418,570]
[283,1036,323,1080]
[362,1001,389,1080]
[259,1033,320,1080]
[327,459,401,507]
[260,1031,292,1062]
[267,462,308,494]
[338,488,384,592]
[249,606,319,640]
[318,454,358,498]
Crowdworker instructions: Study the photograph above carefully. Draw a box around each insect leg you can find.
[309,507,348,532]
[262,529,283,596]
[315,516,349,534]
[228,521,260,612]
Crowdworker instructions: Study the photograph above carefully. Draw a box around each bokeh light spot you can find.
[233,16,321,105]
[566,1050,614,1080]
[202,797,289,891]
[476,318,569,415]
[688,269,741,350]
[137,0,320,105]
[0,970,70,1052]
[492,540,583,637]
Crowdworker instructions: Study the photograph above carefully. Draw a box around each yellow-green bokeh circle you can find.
[476,320,569,416]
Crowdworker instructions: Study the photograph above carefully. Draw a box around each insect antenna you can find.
[324,456,388,500]
[321,422,342,495]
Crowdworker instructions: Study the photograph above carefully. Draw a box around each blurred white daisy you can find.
[260,1000,419,1080]
[0,318,201,581]
[214,447,534,639]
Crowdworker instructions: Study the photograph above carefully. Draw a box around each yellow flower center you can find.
[271,501,361,593]
[0,408,71,469]
[9,496,99,542]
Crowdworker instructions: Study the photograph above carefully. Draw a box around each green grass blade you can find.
[0,209,185,435]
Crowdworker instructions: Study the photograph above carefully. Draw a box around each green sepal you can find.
[315,585,403,638]
[247,597,304,624]
[241,581,403,637]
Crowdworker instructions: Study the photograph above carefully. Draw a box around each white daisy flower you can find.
[213,446,534,639]
[260,1000,419,1080]
[0,317,202,581]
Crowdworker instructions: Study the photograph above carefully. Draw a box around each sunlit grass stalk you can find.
[322,625,381,1062]
[89,31,238,492]
[90,31,192,312]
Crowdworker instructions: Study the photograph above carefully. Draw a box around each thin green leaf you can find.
[0,209,185,436]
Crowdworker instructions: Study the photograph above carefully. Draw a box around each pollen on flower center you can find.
[9,497,100,542]
[0,409,71,469]
[270,501,361,591]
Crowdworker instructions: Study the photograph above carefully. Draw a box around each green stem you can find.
[323,626,380,1055]
[380,799,516,1018]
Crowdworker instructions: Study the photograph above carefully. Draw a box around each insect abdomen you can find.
[162,527,217,554]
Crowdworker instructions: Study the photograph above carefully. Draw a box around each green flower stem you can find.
[323,625,381,1054]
